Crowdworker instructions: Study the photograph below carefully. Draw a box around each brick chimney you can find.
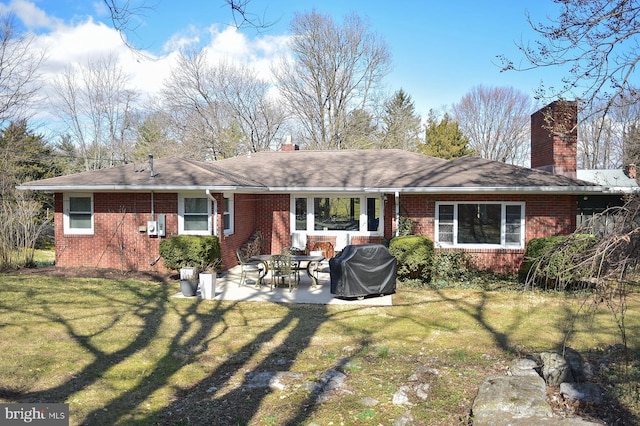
[624,164,637,180]
[281,135,299,151]
[531,100,578,178]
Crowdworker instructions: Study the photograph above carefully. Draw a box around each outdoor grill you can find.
[329,244,397,298]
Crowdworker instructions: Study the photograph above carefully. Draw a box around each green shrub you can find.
[159,235,221,272]
[433,251,474,284]
[389,235,434,282]
[521,234,597,289]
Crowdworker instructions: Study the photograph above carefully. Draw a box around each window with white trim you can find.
[435,202,524,248]
[223,194,234,235]
[178,195,211,235]
[291,195,383,235]
[63,193,94,235]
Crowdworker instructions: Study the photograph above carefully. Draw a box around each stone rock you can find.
[244,371,303,390]
[560,382,604,405]
[540,351,574,385]
[564,348,588,382]
[408,365,439,381]
[509,358,540,377]
[474,415,605,425]
[317,369,346,391]
[393,411,414,426]
[415,383,430,401]
[472,375,553,425]
[360,396,379,407]
[392,385,413,406]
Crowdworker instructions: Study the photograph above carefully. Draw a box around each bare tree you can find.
[273,11,391,149]
[527,195,640,354]
[51,53,139,170]
[161,50,284,159]
[500,0,640,122]
[578,97,640,169]
[103,0,272,51]
[0,13,44,127]
[218,61,287,153]
[453,85,532,165]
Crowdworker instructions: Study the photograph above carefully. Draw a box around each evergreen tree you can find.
[380,89,422,150]
[0,121,60,195]
[341,108,377,149]
[419,110,473,159]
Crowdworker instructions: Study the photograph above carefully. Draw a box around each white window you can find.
[223,194,234,235]
[435,202,525,248]
[178,194,211,235]
[291,194,383,235]
[63,193,94,235]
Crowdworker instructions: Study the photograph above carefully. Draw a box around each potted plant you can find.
[199,259,221,300]
[159,235,222,298]
[179,267,198,297]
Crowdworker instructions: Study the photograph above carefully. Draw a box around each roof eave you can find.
[15,184,254,192]
[370,186,608,194]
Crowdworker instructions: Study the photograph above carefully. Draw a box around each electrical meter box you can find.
[147,215,166,237]
[156,214,166,236]
[147,221,158,236]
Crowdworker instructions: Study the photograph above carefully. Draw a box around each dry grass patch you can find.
[0,272,637,425]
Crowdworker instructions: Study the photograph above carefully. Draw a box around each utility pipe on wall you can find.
[395,191,400,237]
[205,189,219,237]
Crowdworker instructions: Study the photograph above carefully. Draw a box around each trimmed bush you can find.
[388,235,434,282]
[521,234,597,288]
[159,235,221,272]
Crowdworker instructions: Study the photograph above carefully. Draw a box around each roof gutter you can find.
[15,184,260,192]
[369,186,610,195]
[395,191,400,237]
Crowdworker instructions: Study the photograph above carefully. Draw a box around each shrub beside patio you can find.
[0,271,637,425]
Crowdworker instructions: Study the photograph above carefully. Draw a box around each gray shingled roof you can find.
[18,149,601,194]
[577,169,639,193]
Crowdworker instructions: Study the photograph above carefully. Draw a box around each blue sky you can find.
[4,0,568,119]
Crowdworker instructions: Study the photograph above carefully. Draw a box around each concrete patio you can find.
[172,265,394,306]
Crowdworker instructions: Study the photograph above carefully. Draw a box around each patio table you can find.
[249,254,325,288]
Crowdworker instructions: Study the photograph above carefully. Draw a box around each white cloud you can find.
[11,0,292,133]
[1,0,62,30]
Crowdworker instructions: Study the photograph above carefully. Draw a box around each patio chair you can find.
[236,249,262,286]
[309,241,334,282]
[269,254,297,291]
[282,246,305,282]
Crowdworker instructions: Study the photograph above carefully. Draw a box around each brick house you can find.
[18,101,627,275]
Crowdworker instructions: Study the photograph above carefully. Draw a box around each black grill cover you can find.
[329,244,397,298]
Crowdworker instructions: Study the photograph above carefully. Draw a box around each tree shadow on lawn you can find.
[1,274,636,425]
[0,273,340,425]
[425,287,639,425]
[0,276,174,407]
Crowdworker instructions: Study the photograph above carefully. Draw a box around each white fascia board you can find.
[598,186,640,194]
[265,186,368,193]
[15,184,260,192]
[369,186,609,194]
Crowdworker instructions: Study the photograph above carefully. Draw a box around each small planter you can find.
[199,272,216,300]
[179,267,198,297]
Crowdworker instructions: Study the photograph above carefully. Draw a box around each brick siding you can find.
[54,190,577,276]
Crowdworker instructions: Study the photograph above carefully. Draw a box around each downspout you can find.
[395,191,400,237]
[206,189,218,237]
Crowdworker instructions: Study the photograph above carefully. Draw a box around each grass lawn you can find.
[0,271,638,425]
